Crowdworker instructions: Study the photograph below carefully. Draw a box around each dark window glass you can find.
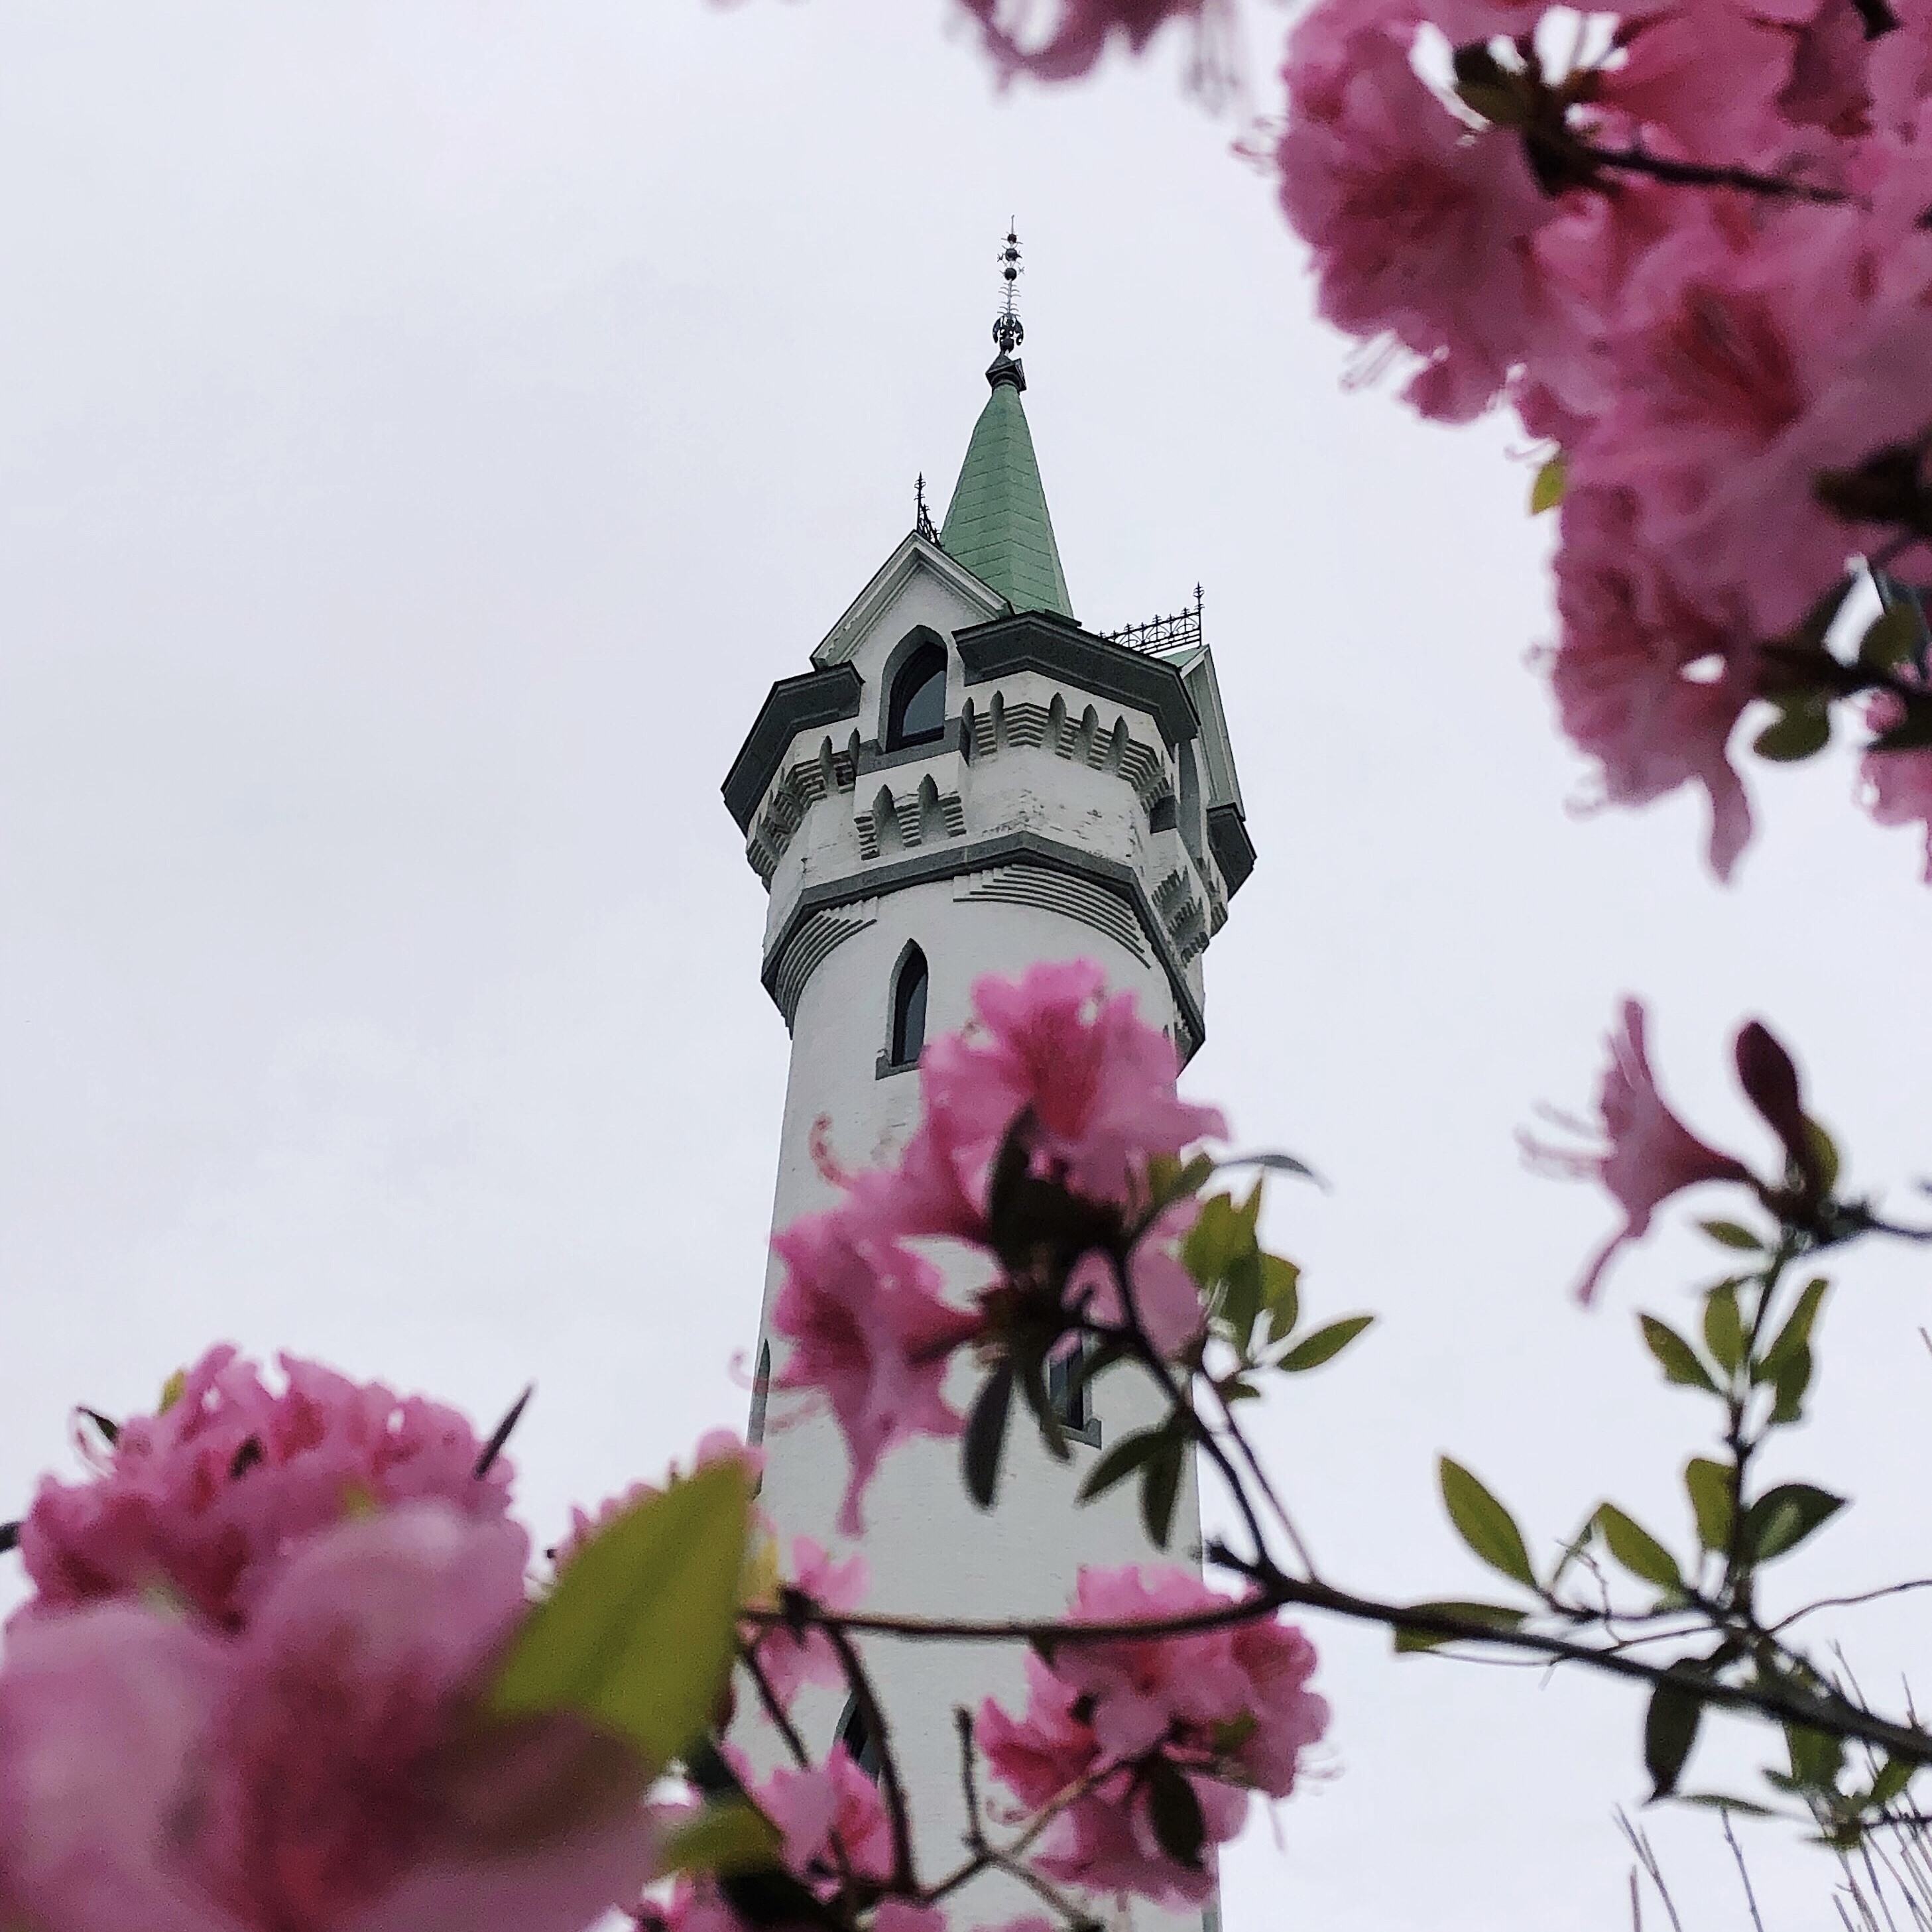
[890,946,928,1067]
[837,1696,882,1779]
[887,644,947,749]
[1049,1339,1089,1434]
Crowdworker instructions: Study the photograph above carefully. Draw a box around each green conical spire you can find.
[939,355,1074,621]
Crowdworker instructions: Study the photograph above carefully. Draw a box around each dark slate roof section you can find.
[722,663,864,832]
[956,611,1199,749]
[1207,804,1256,898]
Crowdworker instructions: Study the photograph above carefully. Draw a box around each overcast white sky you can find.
[5,3,1932,1925]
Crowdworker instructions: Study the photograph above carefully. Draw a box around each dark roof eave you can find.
[1207,804,1256,898]
[721,663,865,832]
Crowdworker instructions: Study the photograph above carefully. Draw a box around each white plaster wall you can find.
[746,889,1208,1932]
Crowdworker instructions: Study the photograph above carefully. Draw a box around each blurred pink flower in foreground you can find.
[0,1503,654,1932]
[19,1347,512,1632]
[961,0,1212,81]
[752,1537,870,1709]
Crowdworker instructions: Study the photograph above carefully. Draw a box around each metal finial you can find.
[915,473,939,544]
[993,225,1024,355]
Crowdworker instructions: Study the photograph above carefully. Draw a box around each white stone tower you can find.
[723,270,1252,1930]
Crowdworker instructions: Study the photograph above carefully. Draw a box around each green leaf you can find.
[488,1458,750,1774]
[1684,1457,1734,1555]
[1645,1682,1703,1800]
[1803,1119,1841,1197]
[1144,1152,1215,1217]
[1758,1279,1829,1382]
[1140,1437,1184,1550]
[1530,452,1567,516]
[1143,1756,1207,1870]
[1016,1351,1069,1463]
[1787,1721,1847,1792]
[1640,1315,1719,1393]
[656,1800,784,1877]
[1078,1425,1170,1504]
[1278,1315,1374,1373]
[1392,1600,1528,1654]
[1699,1220,1763,1252]
[1702,1284,1745,1376]
[1261,1254,1301,1345]
[1754,701,1832,762]
[1870,1754,1917,1809]
[1675,1792,1778,1818]
[962,1366,1016,1509]
[1182,1191,1251,1289]
[1859,604,1922,672]
[1744,1482,1845,1562]
[1770,1343,1813,1424]
[1439,1458,1537,1590]
[1221,1252,1265,1348]
[1596,1504,1684,1591]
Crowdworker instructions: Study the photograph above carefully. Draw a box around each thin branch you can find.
[749,1560,1932,1768]
[1580,139,1850,204]
[1772,1579,1932,1634]
[821,1622,918,1895]
[738,1635,814,1771]
[1722,1807,1768,1932]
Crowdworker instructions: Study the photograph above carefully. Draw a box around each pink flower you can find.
[1065,1203,1205,1358]
[753,1538,870,1709]
[1042,1776,1247,1905]
[753,1746,894,1890]
[771,1211,983,1534]
[918,960,1225,1208]
[19,1347,513,1632]
[979,1567,1327,1905]
[1276,20,1559,423]
[1860,686,1932,878]
[0,1504,655,1932]
[960,0,1213,82]
[1526,1000,1754,1303]
[1545,482,1757,880]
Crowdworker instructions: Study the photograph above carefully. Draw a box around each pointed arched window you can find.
[836,1695,882,1780]
[888,945,928,1069]
[886,642,947,750]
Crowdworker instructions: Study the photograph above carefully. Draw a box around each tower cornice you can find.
[761,827,1209,1059]
[956,611,1200,751]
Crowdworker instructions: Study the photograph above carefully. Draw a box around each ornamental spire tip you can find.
[993,225,1024,355]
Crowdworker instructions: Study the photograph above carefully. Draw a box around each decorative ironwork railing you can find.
[1107,587,1203,655]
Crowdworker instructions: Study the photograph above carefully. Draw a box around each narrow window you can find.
[1049,1339,1090,1435]
[836,1695,882,1779]
[747,1340,772,1449]
[889,945,928,1068]
[886,643,947,749]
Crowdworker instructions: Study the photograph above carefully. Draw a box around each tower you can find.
[723,247,1252,1929]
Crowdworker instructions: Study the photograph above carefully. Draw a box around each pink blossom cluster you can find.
[1268,0,1932,873]
[977,1566,1328,1904]
[648,1745,936,1932]
[0,1352,657,1932]
[960,0,1215,82]
[1527,998,1825,1299]
[19,1345,513,1630]
[770,961,1226,1531]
